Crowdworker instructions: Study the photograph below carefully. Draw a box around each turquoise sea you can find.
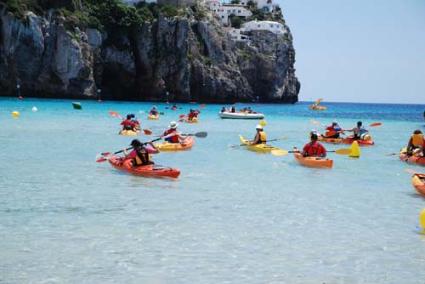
[1,97,425,283]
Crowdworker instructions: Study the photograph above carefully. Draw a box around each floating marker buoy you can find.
[18,96,23,100]
[259,120,267,127]
[32,106,38,112]
[12,111,20,118]
[72,102,82,110]
[420,209,425,232]
[349,141,361,158]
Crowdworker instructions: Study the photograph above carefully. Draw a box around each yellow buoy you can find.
[349,141,361,158]
[11,111,20,118]
[420,209,425,232]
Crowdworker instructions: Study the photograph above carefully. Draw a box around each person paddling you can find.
[162,121,185,143]
[124,139,159,166]
[121,114,136,131]
[187,109,199,121]
[250,124,267,145]
[345,121,369,140]
[302,132,327,157]
[130,114,141,130]
[324,121,343,138]
[407,129,425,156]
[149,106,159,116]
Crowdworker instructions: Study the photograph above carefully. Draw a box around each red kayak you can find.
[341,137,374,146]
[319,136,374,146]
[108,156,180,179]
[399,149,425,167]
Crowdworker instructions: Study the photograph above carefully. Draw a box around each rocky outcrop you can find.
[0,8,300,103]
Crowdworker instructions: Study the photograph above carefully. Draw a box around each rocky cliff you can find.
[0,1,300,103]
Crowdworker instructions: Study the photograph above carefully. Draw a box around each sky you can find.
[278,0,425,104]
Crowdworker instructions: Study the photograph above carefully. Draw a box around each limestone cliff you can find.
[0,2,300,103]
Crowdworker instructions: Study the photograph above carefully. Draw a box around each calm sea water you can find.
[1,97,425,283]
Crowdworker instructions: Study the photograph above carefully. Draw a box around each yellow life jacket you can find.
[259,131,267,143]
[412,134,424,147]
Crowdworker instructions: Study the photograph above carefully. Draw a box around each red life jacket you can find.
[163,129,179,143]
[303,141,326,157]
[121,119,134,130]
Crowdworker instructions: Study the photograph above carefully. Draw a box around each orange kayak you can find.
[294,153,333,168]
[319,136,374,146]
[399,148,425,166]
[155,136,194,151]
[412,174,425,197]
[108,156,180,179]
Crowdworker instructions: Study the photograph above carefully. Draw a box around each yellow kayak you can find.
[148,114,159,120]
[155,137,194,151]
[186,117,198,123]
[119,130,139,136]
[239,135,281,153]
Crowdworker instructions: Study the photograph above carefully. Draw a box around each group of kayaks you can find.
[105,110,200,179]
[240,135,337,169]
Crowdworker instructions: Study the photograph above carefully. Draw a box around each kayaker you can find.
[121,114,136,131]
[171,104,178,111]
[302,133,327,157]
[130,114,141,130]
[250,124,267,145]
[407,129,425,156]
[124,139,159,166]
[162,121,184,143]
[345,121,369,140]
[149,106,159,116]
[324,121,343,138]
[187,109,198,121]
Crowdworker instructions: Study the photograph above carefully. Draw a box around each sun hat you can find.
[169,121,178,129]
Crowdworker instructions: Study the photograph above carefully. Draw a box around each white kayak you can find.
[219,112,265,119]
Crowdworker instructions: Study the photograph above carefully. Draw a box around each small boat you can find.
[219,112,264,119]
[309,98,327,111]
[309,105,327,111]
[294,152,333,168]
[72,102,82,110]
[411,174,425,196]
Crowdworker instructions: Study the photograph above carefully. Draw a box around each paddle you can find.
[369,122,382,127]
[96,137,163,163]
[182,131,207,138]
[271,148,351,157]
[109,110,152,135]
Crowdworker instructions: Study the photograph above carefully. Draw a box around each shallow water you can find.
[1,97,425,283]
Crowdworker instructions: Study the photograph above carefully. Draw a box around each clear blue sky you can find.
[279,0,425,104]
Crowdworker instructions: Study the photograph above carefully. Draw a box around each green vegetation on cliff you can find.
[2,0,187,32]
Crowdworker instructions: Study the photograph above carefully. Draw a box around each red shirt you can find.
[121,119,134,128]
[163,129,179,143]
[302,141,327,157]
